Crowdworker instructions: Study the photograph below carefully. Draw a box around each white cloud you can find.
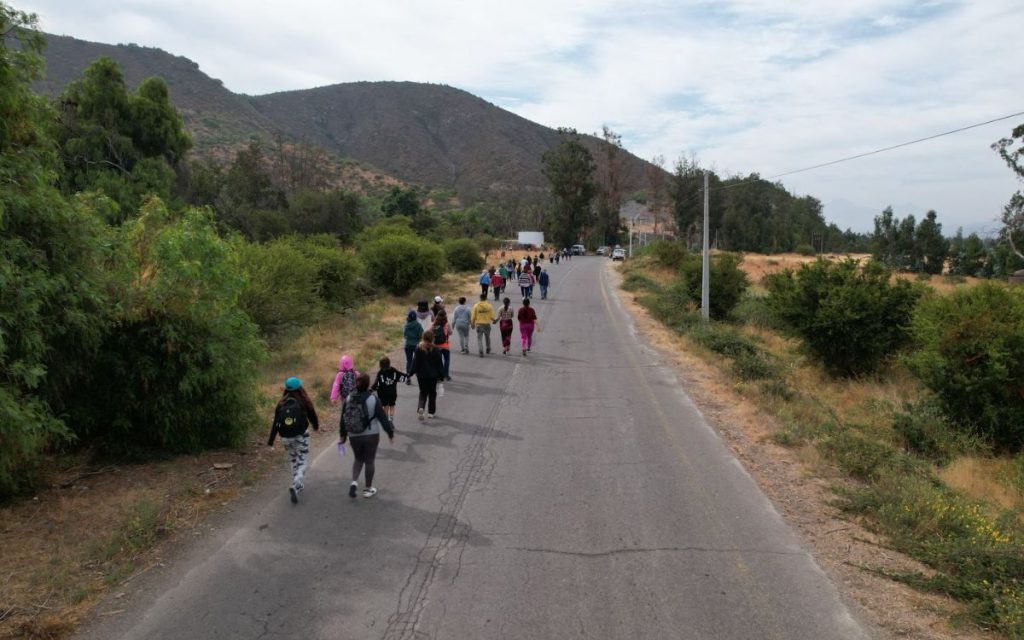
[18,0,1024,231]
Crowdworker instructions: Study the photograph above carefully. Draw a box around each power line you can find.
[766,110,1024,181]
[675,110,1024,203]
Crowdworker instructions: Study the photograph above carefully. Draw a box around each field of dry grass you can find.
[737,251,987,294]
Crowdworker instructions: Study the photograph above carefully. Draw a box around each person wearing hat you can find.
[430,295,445,318]
[267,377,320,503]
[403,309,424,385]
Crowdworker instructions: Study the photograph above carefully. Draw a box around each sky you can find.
[18,0,1024,234]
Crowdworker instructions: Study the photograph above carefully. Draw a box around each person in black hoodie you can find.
[371,356,407,426]
[410,330,445,420]
[267,376,320,504]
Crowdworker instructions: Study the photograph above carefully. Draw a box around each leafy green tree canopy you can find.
[541,128,597,248]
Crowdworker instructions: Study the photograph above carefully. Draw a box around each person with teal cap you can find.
[267,376,320,503]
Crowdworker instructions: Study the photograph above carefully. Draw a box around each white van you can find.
[571,244,586,255]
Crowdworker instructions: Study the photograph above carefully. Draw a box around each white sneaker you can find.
[417,408,425,421]
[427,413,435,419]
[363,487,378,499]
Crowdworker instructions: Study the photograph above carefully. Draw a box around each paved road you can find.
[78,256,874,640]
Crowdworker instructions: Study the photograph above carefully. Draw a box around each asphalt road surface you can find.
[78,256,875,640]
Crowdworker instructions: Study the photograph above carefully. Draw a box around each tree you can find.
[595,125,624,245]
[0,5,111,495]
[646,155,667,235]
[993,123,1024,260]
[381,186,421,218]
[216,140,287,239]
[55,57,191,218]
[541,128,597,248]
[669,155,719,248]
[872,207,897,267]
[914,210,948,275]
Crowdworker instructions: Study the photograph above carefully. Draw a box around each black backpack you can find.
[277,397,308,432]
[432,323,446,345]
[341,392,371,435]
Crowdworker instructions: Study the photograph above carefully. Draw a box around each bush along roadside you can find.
[618,251,1024,637]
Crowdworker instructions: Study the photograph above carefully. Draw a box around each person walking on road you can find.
[517,298,538,356]
[470,293,495,356]
[371,356,407,425]
[431,310,453,381]
[339,373,394,499]
[329,355,359,405]
[490,271,504,301]
[431,295,445,318]
[415,300,434,335]
[479,270,491,297]
[410,330,444,419]
[452,296,471,354]
[267,377,320,504]
[538,268,550,300]
[403,310,423,385]
[496,297,515,355]
[518,269,534,299]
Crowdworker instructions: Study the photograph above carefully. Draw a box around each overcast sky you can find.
[19,0,1024,233]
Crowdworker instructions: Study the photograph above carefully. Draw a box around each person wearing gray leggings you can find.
[340,373,395,498]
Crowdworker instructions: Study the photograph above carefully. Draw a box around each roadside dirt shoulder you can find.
[607,261,994,640]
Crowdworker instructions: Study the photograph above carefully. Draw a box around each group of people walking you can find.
[268,253,554,504]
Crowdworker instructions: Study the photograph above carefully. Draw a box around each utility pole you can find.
[701,171,710,322]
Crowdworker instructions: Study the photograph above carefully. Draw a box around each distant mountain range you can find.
[36,34,660,199]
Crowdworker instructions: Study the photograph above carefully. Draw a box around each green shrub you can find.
[0,24,114,497]
[236,238,324,333]
[795,243,815,256]
[678,252,749,319]
[892,401,982,464]
[644,240,689,269]
[360,233,445,295]
[443,238,485,272]
[765,258,922,377]
[282,235,364,311]
[820,428,920,481]
[731,350,779,381]
[621,272,658,292]
[71,202,265,455]
[689,324,759,358]
[354,218,416,246]
[906,282,1024,452]
[731,292,785,330]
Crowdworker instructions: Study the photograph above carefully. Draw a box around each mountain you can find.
[250,82,654,197]
[36,34,279,151]
[36,34,660,199]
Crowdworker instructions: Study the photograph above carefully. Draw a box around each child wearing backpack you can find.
[267,377,320,503]
[339,373,395,499]
[371,357,407,425]
[330,355,359,405]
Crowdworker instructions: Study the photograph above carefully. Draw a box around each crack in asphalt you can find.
[382,369,513,640]
[505,545,805,559]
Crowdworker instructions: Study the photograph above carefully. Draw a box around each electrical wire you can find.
[676,110,1024,201]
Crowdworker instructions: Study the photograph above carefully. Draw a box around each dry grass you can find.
[0,270,487,640]
[737,251,986,294]
[940,457,1024,512]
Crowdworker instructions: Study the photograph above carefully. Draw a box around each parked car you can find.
[596,246,609,255]
[611,248,626,261]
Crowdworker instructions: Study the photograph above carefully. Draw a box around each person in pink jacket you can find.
[330,355,360,405]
